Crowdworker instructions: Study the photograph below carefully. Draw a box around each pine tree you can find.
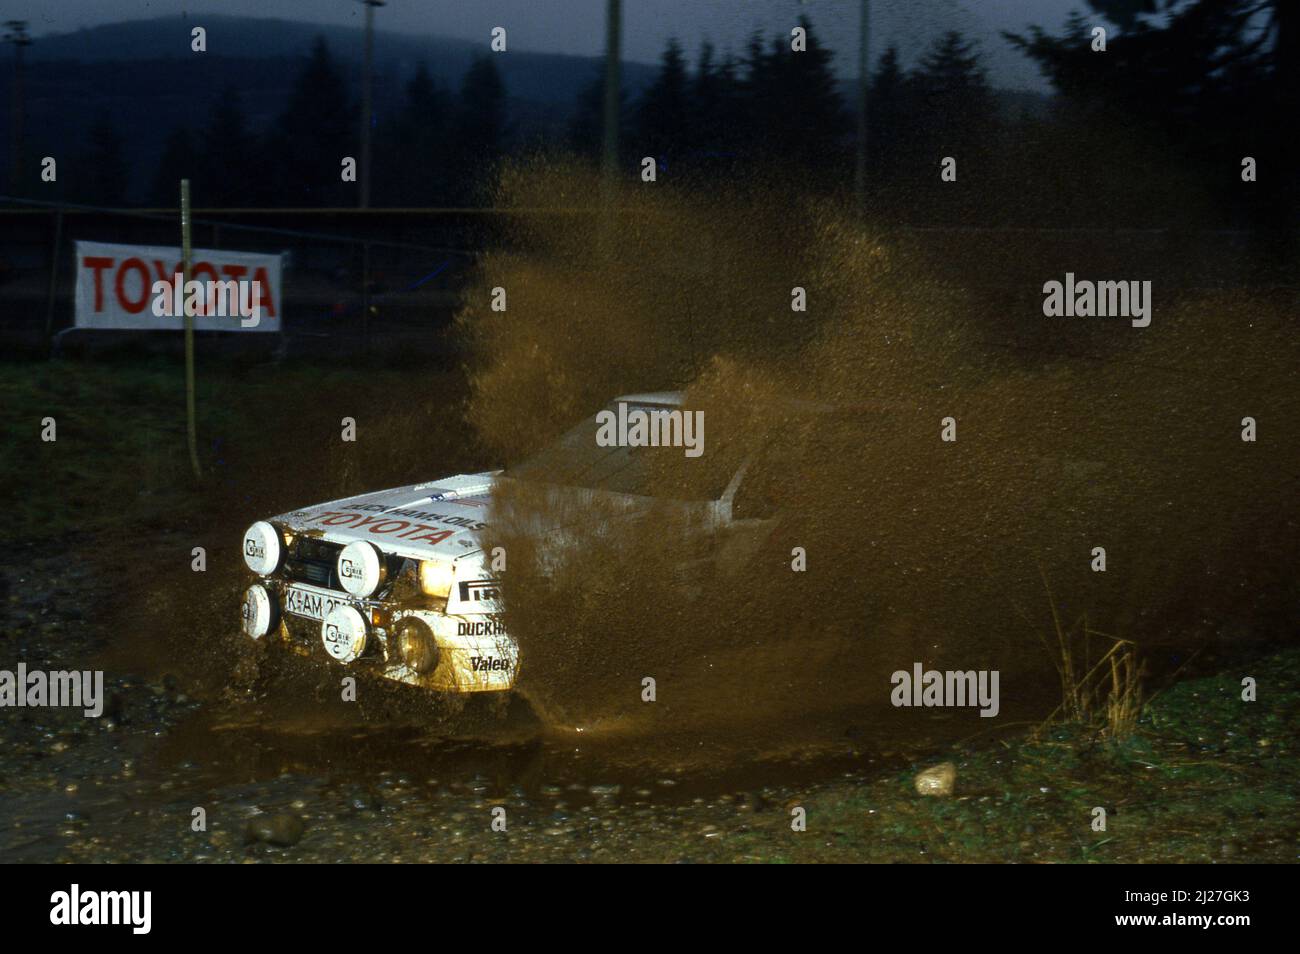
[150,127,199,207]
[265,37,355,206]
[736,30,777,157]
[688,42,741,170]
[405,63,448,136]
[202,87,254,207]
[389,64,450,206]
[635,38,690,166]
[454,54,506,204]
[781,16,845,153]
[81,120,129,205]
[741,19,845,174]
[568,73,629,163]
[1007,0,1297,231]
[867,45,908,183]
[911,30,993,155]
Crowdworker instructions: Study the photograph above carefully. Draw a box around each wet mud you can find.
[462,162,1299,735]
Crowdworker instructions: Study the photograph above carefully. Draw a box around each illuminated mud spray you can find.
[460,159,1299,742]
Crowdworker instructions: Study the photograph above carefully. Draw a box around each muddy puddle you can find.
[84,516,1056,814]
[148,650,1033,810]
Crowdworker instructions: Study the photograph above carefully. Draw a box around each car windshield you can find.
[506,403,741,501]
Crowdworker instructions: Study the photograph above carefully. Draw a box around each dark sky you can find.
[16,0,1087,90]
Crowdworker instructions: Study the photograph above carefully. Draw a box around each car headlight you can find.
[337,540,387,598]
[418,560,455,599]
[242,521,283,576]
[394,616,439,674]
[241,584,278,639]
[321,605,369,663]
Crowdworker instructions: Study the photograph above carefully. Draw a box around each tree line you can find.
[67,2,1297,231]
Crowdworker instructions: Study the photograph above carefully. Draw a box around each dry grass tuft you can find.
[1021,569,1146,740]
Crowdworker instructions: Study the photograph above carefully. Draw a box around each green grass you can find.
[708,647,1300,863]
[1,358,205,540]
[1,357,476,543]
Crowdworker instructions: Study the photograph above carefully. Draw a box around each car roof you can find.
[611,391,898,417]
[613,391,685,406]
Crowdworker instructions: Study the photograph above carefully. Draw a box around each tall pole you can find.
[601,0,622,196]
[181,179,202,481]
[359,0,385,209]
[854,0,869,210]
[4,21,31,194]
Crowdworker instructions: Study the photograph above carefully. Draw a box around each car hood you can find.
[273,472,723,563]
[273,472,499,562]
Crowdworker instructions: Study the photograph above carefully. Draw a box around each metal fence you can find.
[0,199,513,359]
[2,195,1296,361]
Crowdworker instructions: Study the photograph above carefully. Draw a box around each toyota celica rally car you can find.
[239,464,515,694]
[239,391,812,695]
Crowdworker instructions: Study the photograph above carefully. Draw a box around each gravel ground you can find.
[3,540,1295,864]
[0,540,882,863]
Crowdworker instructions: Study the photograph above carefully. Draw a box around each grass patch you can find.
[0,357,477,544]
[709,646,1299,863]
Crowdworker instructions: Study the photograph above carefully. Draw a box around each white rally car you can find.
[239,391,801,694]
[239,469,516,693]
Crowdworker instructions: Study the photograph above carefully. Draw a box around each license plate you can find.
[282,584,354,622]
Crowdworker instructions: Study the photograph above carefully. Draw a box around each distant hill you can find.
[3,15,658,202]
[4,15,1051,205]
[25,15,658,107]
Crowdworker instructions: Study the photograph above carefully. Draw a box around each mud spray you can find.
[460,159,1299,756]
[109,160,1298,776]
[110,370,508,740]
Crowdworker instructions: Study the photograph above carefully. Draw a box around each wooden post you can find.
[854,0,870,212]
[600,0,622,251]
[181,178,202,480]
[601,0,622,190]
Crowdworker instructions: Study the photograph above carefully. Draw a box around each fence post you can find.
[43,208,64,351]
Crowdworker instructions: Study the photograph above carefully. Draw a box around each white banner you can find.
[74,240,282,332]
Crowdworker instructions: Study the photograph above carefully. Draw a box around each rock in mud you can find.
[914,762,957,797]
[245,813,306,847]
[735,792,768,813]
